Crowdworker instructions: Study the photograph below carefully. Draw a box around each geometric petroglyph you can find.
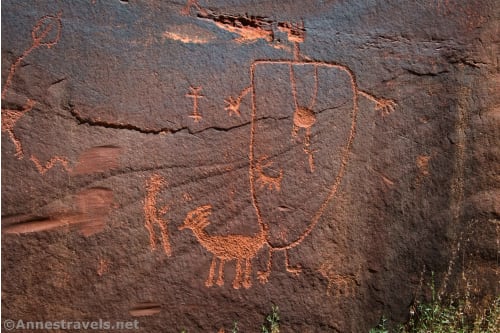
[186,86,204,122]
[30,155,71,175]
[248,61,395,287]
[30,145,121,176]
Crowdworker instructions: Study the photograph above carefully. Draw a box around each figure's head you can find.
[179,204,212,231]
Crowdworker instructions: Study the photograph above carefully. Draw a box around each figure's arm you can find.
[358,89,397,116]
[224,86,252,116]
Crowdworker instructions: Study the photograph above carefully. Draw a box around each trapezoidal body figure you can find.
[180,19,396,289]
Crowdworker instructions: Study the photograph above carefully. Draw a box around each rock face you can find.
[2,1,498,332]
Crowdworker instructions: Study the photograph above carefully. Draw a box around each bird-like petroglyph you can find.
[177,8,396,289]
[5,7,396,293]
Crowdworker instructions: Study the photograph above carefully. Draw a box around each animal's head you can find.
[179,204,212,231]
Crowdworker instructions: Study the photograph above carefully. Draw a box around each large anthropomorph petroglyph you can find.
[5,1,495,331]
[177,3,396,289]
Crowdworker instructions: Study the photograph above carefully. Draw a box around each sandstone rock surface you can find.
[2,1,498,332]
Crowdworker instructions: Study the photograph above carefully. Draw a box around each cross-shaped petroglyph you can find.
[186,86,204,122]
[1,6,400,293]
[172,11,398,289]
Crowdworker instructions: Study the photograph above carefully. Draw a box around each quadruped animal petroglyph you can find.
[2,5,397,295]
[179,205,266,289]
[178,2,397,290]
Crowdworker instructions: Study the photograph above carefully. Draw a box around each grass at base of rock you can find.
[370,275,499,333]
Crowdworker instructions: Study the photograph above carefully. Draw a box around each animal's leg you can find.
[291,124,299,140]
[156,217,172,256]
[233,259,243,289]
[144,219,156,251]
[205,256,217,287]
[326,280,333,296]
[243,258,252,289]
[285,249,302,275]
[216,259,225,286]
[257,248,273,283]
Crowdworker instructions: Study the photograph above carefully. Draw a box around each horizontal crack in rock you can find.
[68,105,289,136]
[69,107,174,134]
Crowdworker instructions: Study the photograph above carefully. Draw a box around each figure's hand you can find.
[374,98,396,116]
[358,90,397,116]
[224,87,251,117]
[224,96,241,116]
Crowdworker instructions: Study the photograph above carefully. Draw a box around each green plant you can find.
[369,272,500,333]
[369,316,389,333]
[402,272,469,333]
[231,321,239,333]
[262,305,280,333]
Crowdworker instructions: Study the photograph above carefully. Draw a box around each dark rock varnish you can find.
[2,0,498,331]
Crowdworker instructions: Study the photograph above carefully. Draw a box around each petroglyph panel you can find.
[2,1,497,332]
